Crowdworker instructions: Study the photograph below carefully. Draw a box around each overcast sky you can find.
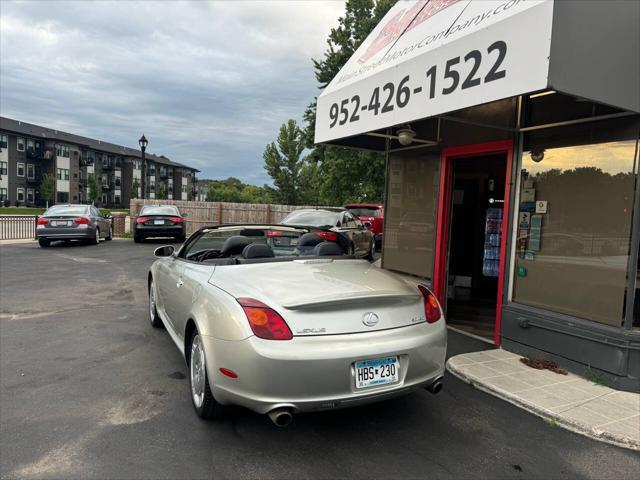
[0,0,344,184]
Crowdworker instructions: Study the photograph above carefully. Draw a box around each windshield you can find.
[140,206,180,216]
[346,207,381,217]
[45,205,89,216]
[281,210,341,227]
[182,226,346,263]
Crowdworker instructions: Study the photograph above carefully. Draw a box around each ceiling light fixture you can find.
[397,126,416,146]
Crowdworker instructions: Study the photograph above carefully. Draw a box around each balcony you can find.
[26,175,42,185]
[102,162,114,171]
[102,183,111,191]
[80,159,94,167]
[26,148,45,160]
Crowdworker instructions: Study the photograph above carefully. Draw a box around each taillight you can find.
[74,216,89,225]
[314,231,338,242]
[136,216,149,224]
[266,230,283,237]
[237,297,293,340]
[168,217,183,223]
[418,285,441,323]
[36,217,48,226]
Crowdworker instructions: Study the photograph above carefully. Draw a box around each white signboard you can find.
[315,0,554,144]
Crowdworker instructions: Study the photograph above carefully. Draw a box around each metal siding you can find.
[548,0,640,113]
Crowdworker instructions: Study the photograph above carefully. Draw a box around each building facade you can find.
[0,117,198,208]
[316,1,640,390]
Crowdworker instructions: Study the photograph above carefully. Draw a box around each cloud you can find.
[0,0,344,184]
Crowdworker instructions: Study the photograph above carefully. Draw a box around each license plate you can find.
[354,356,399,389]
[53,220,71,226]
[154,220,164,225]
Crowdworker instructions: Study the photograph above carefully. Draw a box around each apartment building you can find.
[0,117,198,208]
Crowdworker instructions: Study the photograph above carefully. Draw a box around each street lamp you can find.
[138,134,148,200]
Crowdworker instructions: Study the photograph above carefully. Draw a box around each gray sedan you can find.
[36,204,112,247]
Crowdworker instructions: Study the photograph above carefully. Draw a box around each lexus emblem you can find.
[362,312,380,327]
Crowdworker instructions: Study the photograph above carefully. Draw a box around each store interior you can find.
[446,154,507,340]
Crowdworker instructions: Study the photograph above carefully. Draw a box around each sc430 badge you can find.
[296,328,327,335]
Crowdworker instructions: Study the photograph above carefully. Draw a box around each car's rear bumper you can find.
[202,321,446,414]
[134,225,184,237]
[36,226,96,240]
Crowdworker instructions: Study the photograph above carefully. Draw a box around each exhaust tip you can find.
[426,377,444,395]
[268,408,293,427]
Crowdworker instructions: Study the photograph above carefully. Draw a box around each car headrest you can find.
[242,243,274,259]
[221,236,252,257]
[314,241,343,256]
[297,232,324,247]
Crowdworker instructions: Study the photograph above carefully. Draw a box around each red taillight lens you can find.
[266,230,283,237]
[37,217,48,225]
[418,285,441,323]
[237,297,293,340]
[136,216,149,224]
[314,231,338,242]
[168,216,183,223]
[74,216,89,225]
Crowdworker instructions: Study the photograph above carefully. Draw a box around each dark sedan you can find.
[281,207,374,259]
[36,204,112,247]
[133,205,186,243]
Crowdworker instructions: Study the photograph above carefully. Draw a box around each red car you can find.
[345,203,384,250]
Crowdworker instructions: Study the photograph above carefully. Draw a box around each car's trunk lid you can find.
[209,259,428,335]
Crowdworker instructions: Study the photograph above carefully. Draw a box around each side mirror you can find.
[154,245,175,257]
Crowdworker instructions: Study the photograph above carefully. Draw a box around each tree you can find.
[263,119,307,205]
[131,178,140,200]
[205,177,274,204]
[87,174,101,205]
[300,0,395,205]
[156,183,167,200]
[39,173,55,208]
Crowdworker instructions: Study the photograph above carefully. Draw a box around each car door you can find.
[352,215,372,254]
[156,254,184,333]
[343,211,365,256]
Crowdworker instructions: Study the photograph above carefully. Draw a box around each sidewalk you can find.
[447,349,640,451]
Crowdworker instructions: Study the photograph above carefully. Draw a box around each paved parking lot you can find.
[1,240,639,479]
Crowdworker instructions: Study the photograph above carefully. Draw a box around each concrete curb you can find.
[446,359,640,452]
[0,239,36,245]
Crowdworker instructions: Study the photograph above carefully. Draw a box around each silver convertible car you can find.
[148,224,446,426]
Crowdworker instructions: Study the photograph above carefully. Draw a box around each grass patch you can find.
[544,418,558,427]
[0,207,45,216]
[584,368,605,386]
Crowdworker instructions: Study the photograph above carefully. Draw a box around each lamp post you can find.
[138,134,148,200]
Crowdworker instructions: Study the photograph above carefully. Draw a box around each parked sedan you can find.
[345,203,384,250]
[148,225,446,425]
[281,207,374,259]
[36,204,112,247]
[134,205,186,243]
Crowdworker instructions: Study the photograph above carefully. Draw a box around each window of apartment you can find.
[0,188,7,201]
[56,168,69,180]
[55,144,69,157]
[0,134,7,149]
[101,193,107,204]
[17,188,25,202]
[132,159,140,170]
[17,137,25,152]
[0,161,7,175]
[26,164,34,179]
[26,188,34,204]
[17,162,25,177]
[513,118,639,327]
[27,139,34,150]
[382,151,440,279]
[57,192,69,203]
[114,195,121,205]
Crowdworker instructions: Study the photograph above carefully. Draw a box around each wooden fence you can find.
[0,216,37,240]
[130,199,330,234]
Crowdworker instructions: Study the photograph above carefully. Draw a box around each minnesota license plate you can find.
[154,219,164,225]
[53,220,71,226]
[354,356,399,389]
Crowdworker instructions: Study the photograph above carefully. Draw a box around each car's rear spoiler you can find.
[283,290,420,310]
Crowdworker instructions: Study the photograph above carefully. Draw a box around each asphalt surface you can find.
[1,239,639,479]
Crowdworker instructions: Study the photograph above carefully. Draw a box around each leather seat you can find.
[295,232,324,255]
[242,243,275,259]
[221,236,252,257]
[314,241,343,256]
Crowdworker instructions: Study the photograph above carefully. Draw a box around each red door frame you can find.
[433,140,514,346]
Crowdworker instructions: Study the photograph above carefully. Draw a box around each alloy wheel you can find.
[190,335,206,409]
[149,282,156,322]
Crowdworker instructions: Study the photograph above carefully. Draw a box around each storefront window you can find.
[513,121,639,327]
[382,151,439,279]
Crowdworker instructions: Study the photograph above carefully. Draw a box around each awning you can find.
[315,0,640,145]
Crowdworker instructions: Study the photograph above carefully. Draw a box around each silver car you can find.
[36,204,112,247]
[148,225,446,426]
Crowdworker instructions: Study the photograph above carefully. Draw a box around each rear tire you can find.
[148,279,163,328]
[38,239,50,248]
[188,331,221,420]
[91,228,100,245]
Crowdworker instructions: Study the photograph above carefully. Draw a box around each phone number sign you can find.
[315,1,553,144]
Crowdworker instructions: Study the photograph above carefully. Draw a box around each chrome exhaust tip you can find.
[268,408,293,427]
[426,377,444,394]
